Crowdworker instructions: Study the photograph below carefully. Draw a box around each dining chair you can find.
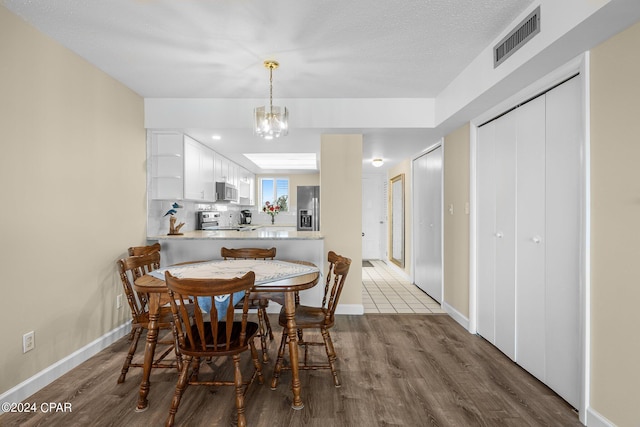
[116,251,181,384]
[221,247,277,362]
[128,242,161,256]
[164,270,264,427]
[271,251,352,388]
[125,243,164,339]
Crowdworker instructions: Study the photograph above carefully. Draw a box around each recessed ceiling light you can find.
[211,135,221,140]
[244,153,317,170]
[372,158,384,167]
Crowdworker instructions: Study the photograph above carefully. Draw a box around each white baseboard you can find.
[443,301,470,330]
[586,407,616,427]
[0,323,131,409]
[335,304,364,315]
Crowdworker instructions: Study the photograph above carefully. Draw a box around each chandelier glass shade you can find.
[254,60,288,140]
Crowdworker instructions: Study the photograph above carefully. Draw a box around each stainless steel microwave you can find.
[216,182,238,202]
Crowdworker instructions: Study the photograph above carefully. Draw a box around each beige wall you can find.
[590,20,640,427]
[387,160,412,276]
[320,135,362,306]
[0,6,145,394]
[443,124,470,317]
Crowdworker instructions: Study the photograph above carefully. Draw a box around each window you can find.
[260,178,289,211]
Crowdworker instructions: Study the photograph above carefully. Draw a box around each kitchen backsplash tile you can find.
[147,201,297,236]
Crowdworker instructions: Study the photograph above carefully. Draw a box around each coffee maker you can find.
[240,210,252,225]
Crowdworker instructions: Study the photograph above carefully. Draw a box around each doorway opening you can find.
[362,260,442,314]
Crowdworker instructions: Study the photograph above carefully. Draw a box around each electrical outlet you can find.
[23,331,35,353]
[116,294,123,309]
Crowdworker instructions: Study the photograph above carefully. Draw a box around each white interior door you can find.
[544,76,581,408]
[477,108,518,360]
[362,174,385,260]
[413,146,443,302]
[476,122,497,343]
[515,95,547,379]
[492,114,517,360]
[476,75,582,409]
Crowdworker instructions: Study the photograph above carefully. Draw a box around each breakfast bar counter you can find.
[148,228,325,307]
[150,228,323,241]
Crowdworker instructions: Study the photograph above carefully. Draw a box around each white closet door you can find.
[477,114,517,359]
[413,147,443,302]
[476,75,582,409]
[544,77,581,408]
[476,122,497,343]
[493,113,518,360]
[515,95,547,379]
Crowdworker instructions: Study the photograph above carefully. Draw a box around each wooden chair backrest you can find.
[117,251,161,321]
[165,271,256,354]
[128,243,161,256]
[221,247,276,260]
[321,251,352,323]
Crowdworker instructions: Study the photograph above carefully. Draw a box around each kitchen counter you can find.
[150,228,322,240]
[150,229,325,308]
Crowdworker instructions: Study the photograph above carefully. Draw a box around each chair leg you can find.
[321,328,341,388]
[232,354,247,427]
[257,308,269,363]
[118,327,142,384]
[270,329,289,389]
[165,354,193,427]
[127,326,136,342]
[170,324,183,373]
[190,357,201,382]
[249,340,264,385]
[262,308,274,340]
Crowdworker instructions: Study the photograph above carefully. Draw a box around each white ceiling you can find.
[5,0,639,173]
[4,0,534,98]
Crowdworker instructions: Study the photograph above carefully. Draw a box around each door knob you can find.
[532,236,541,244]
[495,232,503,238]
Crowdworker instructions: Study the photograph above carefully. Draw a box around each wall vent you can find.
[494,6,540,68]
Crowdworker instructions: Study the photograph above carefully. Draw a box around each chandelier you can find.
[254,60,288,140]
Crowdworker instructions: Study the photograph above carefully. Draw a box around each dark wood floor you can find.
[0,314,582,426]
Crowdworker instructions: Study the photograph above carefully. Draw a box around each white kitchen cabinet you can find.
[150,132,183,200]
[238,167,255,205]
[228,161,238,187]
[149,132,247,204]
[214,154,223,183]
[183,136,215,201]
[214,153,232,183]
[476,76,581,408]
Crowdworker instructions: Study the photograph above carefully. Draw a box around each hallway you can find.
[362,259,444,314]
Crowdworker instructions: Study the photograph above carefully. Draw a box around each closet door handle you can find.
[532,236,542,244]
[495,232,504,238]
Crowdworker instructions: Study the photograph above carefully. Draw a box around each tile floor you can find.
[362,259,445,314]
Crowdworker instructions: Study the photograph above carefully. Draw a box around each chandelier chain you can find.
[269,66,273,113]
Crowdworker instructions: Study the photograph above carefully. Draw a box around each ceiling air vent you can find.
[494,6,540,68]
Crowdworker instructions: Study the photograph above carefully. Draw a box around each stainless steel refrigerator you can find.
[297,186,320,231]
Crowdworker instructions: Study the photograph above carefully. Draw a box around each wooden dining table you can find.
[133,259,320,412]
